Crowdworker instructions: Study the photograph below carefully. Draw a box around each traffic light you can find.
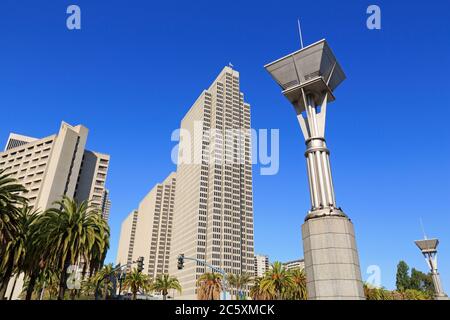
[177,254,184,270]
[137,256,144,273]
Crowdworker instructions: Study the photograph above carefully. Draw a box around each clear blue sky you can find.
[1,0,449,290]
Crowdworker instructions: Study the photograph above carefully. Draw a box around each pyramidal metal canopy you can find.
[264,39,346,112]
[415,238,439,253]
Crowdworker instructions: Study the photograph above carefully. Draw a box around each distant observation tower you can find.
[265,39,365,299]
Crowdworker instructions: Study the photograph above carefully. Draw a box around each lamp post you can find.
[414,238,448,300]
[265,39,365,299]
[117,271,126,299]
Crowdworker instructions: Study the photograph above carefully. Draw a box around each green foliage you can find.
[227,273,253,300]
[0,171,110,301]
[250,262,307,300]
[152,274,181,300]
[123,268,152,300]
[395,260,410,291]
[410,268,434,297]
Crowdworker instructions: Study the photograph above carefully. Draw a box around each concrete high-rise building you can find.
[116,173,176,277]
[283,259,305,271]
[254,255,269,277]
[169,66,254,299]
[0,122,110,212]
[132,173,176,278]
[116,209,139,272]
[0,121,111,299]
[101,189,111,221]
[74,150,111,220]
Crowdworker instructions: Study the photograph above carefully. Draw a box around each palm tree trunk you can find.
[39,282,46,300]
[0,265,13,300]
[8,274,19,300]
[58,262,69,300]
[26,272,38,300]
[0,280,9,300]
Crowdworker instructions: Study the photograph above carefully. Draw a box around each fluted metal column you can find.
[297,92,346,220]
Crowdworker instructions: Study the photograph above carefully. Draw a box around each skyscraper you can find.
[74,150,111,220]
[132,172,176,278]
[0,121,111,299]
[0,121,110,212]
[169,66,254,299]
[116,209,139,272]
[116,173,177,277]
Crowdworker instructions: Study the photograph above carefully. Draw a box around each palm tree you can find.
[152,274,181,300]
[286,268,307,300]
[39,196,110,300]
[81,277,97,298]
[260,261,294,300]
[0,205,40,299]
[0,169,27,242]
[227,273,252,300]
[196,272,223,300]
[123,268,151,300]
[0,169,27,298]
[249,277,272,300]
[94,263,115,300]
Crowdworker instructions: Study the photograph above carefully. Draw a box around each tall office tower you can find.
[254,255,270,277]
[0,121,111,299]
[130,173,176,278]
[101,189,111,221]
[116,209,139,272]
[74,150,111,220]
[169,66,254,299]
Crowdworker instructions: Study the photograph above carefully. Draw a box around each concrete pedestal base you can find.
[302,215,365,300]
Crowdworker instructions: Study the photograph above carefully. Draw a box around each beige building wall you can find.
[74,151,111,219]
[169,66,254,299]
[254,255,269,277]
[0,122,88,211]
[131,172,176,278]
[283,259,305,271]
[116,209,139,271]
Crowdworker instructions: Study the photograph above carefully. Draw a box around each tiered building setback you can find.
[169,66,254,299]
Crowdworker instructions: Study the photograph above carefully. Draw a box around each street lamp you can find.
[117,270,126,299]
[414,238,448,300]
[265,39,365,299]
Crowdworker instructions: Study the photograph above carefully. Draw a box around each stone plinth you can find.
[302,215,365,300]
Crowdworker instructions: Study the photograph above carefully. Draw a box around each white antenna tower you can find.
[297,19,304,49]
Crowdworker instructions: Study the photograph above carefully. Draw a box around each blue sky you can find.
[1,0,449,290]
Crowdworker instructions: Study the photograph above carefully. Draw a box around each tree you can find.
[196,273,223,300]
[152,274,181,300]
[249,277,273,300]
[0,169,27,298]
[39,196,110,300]
[410,268,433,298]
[395,260,410,291]
[0,169,27,243]
[227,273,252,300]
[123,268,151,300]
[0,205,40,299]
[286,268,307,300]
[94,263,115,300]
[260,262,293,300]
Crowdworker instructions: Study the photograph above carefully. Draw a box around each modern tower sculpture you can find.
[265,39,365,299]
[414,238,448,300]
